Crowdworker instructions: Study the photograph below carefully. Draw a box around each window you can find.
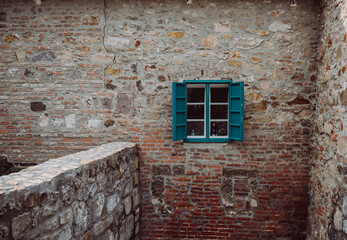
[172,80,244,142]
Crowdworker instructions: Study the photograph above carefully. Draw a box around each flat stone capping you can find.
[0,142,140,240]
[0,142,135,193]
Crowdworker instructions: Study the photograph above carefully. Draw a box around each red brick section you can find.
[138,122,310,239]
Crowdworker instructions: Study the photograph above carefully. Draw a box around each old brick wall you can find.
[0,0,320,239]
[308,0,347,239]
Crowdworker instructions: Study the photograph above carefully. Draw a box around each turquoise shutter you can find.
[229,82,244,141]
[172,82,187,141]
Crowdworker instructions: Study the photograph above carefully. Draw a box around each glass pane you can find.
[187,105,204,119]
[187,121,204,136]
[210,121,227,136]
[211,105,228,119]
[211,87,228,103]
[187,88,205,103]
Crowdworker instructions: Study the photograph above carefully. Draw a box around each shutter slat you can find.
[172,82,187,141]
[229,82,244,141]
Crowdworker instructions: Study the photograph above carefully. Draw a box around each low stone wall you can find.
[0,142,140,240]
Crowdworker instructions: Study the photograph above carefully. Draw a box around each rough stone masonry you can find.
[0,0,346,239]
[0,142,140,240]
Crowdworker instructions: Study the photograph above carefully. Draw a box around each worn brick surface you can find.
[0,0,328,239]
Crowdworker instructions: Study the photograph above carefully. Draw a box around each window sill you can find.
[184,138,232,143]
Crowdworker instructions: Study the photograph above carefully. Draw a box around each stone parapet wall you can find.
[0,142,140,240]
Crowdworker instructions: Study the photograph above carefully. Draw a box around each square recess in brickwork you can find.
[219,168,258,216]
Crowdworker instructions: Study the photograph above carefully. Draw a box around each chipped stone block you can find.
[133,187,140,208]
[116,93,131,114]
[343,195,347,216]
[93,216,114,236]
[0,225,9,239]
[4,33,19,43]
[105,37,130,50]
[334,207,343,231]
[233,37,263,49]
[72,201,89,236]
[82,16,99,26]
[30,102,46,112]
[91,53,114,64]
[228,59,242,67]
[60,207,73,225]
[123,196,132,215]
[119,214,134,240]
[32,51,56,62]
[105,67,121,76]
[87,119,102,129]
[57,226,72,240]
[11,212,32,240]
[100,230,115,240]
[42,215,59,233]
[142,110,161,120]
[91,193,105,219]
[106,195,120,214]
[269,21,291,32]
[337,136,347,156]
[24,192,38,208]
[167,32,185,38]
[61,184,75,205]
[151,176,164,198]
[214,22,230,33]
[104,119,115,128]
[15,50,27,62]
[203,35,218,48]
[65,114,76,129]
[152,165,171,175]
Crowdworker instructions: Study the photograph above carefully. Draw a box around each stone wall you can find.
[308,0,347,239]
[0,0,322,239]
[0,142,140,240]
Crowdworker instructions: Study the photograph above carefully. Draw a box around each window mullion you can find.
[206,83,210,140]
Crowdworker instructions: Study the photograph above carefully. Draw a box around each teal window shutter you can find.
[229,82,244,141]
[172,82,187,141]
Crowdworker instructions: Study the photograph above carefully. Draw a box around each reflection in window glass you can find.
[211,86,228,103]
[187,121,204,136]
[210,121,228,136]
[211,105,228,119]
[187,105,204,119]
[187,88,205,103]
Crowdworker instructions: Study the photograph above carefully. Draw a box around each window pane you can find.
[187,105,204,119]
[211,105,228,119]
[187,88,205,103]
[187,121,204,136]
[211,87,228,103]
[210,121,228,136]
